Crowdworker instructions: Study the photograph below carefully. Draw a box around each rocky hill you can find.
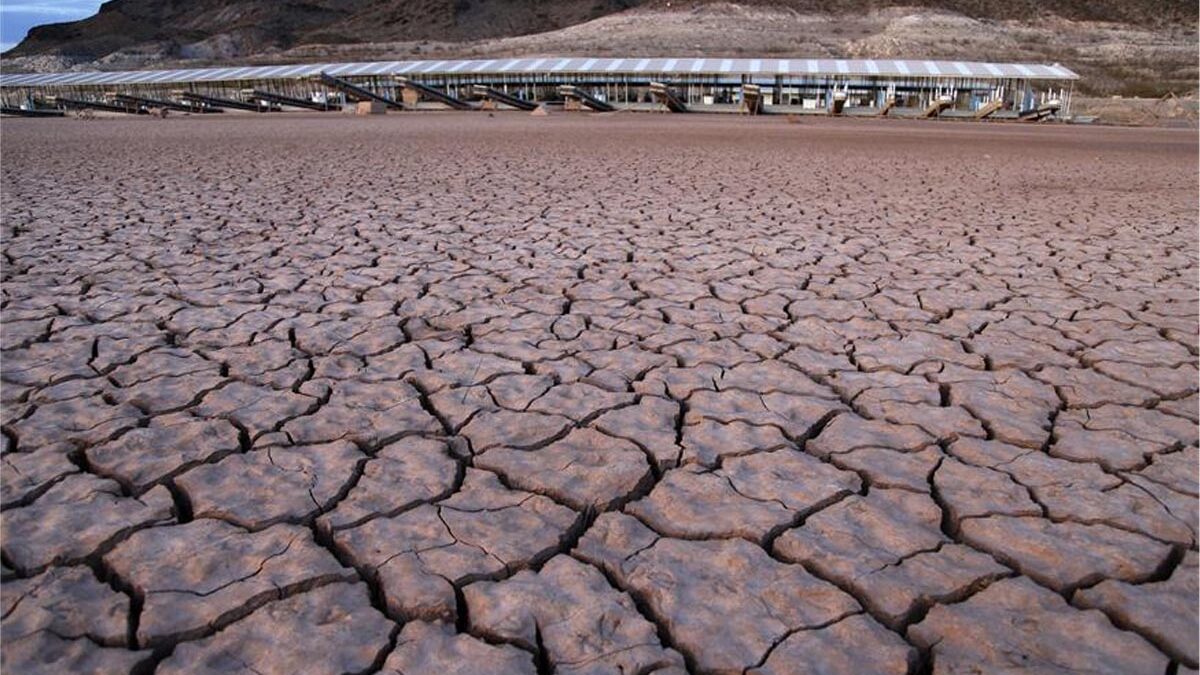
[3,0,1196,95]
[5,0,639,60]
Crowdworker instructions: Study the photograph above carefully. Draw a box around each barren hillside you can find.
[2,0,1196,95]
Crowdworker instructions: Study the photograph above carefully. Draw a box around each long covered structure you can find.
[0,56,1078,119]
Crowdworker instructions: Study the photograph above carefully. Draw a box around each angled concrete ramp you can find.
[250,89,340,111]
[558,85,615,112]
[831,91,847,115]
[319,73,404,109]
[471,85,538,111]
[178,91,279,112]
[1020,101,1061,121]
[649,82,688,113]
[396,77,472,110]
[113,93,220,113]
[0,106,64,117]
[974,100,1004,119]
[923,96,953,118]
[50,96,143,114]
[740,84,763,115]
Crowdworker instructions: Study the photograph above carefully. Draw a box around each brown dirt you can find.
[1,112,1197,673]
[1073,94,1200,127]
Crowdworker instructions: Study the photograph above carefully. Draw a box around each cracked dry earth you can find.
[0,113,1197,675]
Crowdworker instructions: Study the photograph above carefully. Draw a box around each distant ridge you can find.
[4,0,640,60]
[6,0,1192,61]
[3,0,1195,96]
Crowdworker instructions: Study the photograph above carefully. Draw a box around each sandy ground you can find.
[1072,95,1199,127]
[1,112,1197,674]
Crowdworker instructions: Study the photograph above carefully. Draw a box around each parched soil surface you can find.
[1,113,1197,674]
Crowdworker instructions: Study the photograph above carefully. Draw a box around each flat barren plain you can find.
[1,113,1197,674]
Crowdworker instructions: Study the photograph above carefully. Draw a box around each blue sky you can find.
[1,0,103,52]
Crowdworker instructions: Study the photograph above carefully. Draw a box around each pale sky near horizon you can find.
[0,0,104,53]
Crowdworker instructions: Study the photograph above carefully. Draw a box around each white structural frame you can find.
[0,56,1078,88]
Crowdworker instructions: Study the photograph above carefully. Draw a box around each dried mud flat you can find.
[1,113,1197,674]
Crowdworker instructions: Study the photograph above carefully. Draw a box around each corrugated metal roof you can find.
[0,57,1079,87]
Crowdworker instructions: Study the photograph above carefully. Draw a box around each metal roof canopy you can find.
[0,57,1078,88]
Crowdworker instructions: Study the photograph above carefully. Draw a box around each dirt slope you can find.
[2,0,1196,95]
